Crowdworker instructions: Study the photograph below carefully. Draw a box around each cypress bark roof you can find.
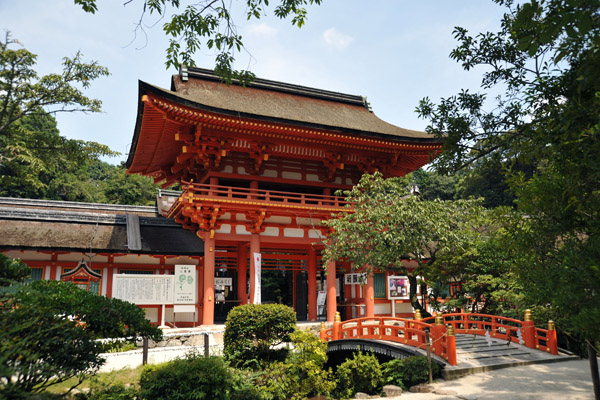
[0,198,203,256]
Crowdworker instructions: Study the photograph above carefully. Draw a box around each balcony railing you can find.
[179,182,352,210]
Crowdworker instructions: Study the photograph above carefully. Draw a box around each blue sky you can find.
[0,1,506,164]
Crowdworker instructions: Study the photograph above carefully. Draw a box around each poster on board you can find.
[174,265,196,304]
[387,275,410,299]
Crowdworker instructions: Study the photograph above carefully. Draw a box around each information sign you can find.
[113,274,174,305]
[174,265,196,304]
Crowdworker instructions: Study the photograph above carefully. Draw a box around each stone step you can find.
[457,346,526,354]
[466,352,532,360]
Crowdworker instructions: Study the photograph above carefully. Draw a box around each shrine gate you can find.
[125,67,443,325]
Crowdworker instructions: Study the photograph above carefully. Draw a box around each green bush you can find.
[382,356,440,389]
[74,383,138,400]
[139,353,261,400]
[253,330,335,399]
[224,304,296,368]
[334,352,383,399]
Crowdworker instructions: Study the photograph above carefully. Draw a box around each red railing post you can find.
[332,311,341,340]
[446,325,457,365]
[547,320,558,355]
[522,309,536,349]
[320,322,327,342]
[431,312,445,357]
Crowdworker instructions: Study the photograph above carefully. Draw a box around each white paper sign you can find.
[113,274,174,305]
[215,277,233,287]
[175,265,196,304]
[253,252,261,304]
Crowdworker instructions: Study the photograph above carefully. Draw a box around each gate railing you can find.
[320,309,559,366]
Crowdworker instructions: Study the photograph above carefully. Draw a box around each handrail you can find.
[321,315,457,365]
[422,312,558,355]
[180,181,351,209]
[321,311,559,366]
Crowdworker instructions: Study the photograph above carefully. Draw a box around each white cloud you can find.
[322,28,354,50]
[246,23,277,38]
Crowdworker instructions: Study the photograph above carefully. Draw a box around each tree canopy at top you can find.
[74,0,323,84]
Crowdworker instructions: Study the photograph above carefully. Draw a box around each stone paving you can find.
[443,334,579,379]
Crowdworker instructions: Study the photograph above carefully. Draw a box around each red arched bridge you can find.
[320,310,558,366]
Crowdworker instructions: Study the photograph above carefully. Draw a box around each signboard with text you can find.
[174,265,196,304]
[113,274,174,305]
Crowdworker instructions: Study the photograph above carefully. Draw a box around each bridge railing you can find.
[320,310,558,366]
[320,312,458,365]
[421,310,558,355]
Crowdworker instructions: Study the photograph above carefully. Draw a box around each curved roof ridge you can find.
[178,66,370,109]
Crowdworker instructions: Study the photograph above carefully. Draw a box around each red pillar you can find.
[548,321,558,355]
[447,326,457,365]
[326,260,337,322]
[308,247,318,321]
[249,234,261,304]
[202,231,215,325]
[237,243,248,305]
[365,273,375,318]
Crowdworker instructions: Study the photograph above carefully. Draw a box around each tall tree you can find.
[416,0,600,393]
[0,32,109,135]
[74,0,323,84]
[322,173,487,316]
[0,33,117,199]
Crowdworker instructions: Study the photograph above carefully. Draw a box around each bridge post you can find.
[446,325,457,365]
[522,309,536,349]
[431,312,445,357]
[547,320,558,355]
[320,322,327,341]
[332,311,341,340]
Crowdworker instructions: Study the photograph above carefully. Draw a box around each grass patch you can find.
[46,365,144,395]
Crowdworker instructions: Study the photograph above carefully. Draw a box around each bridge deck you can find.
[368,333,578,379]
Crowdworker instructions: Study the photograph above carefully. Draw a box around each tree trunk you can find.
[408,275,431,318]
[589,342,600,400]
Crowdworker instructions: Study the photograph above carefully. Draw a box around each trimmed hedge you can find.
[139,354,261,400]
[224,304,296,368]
